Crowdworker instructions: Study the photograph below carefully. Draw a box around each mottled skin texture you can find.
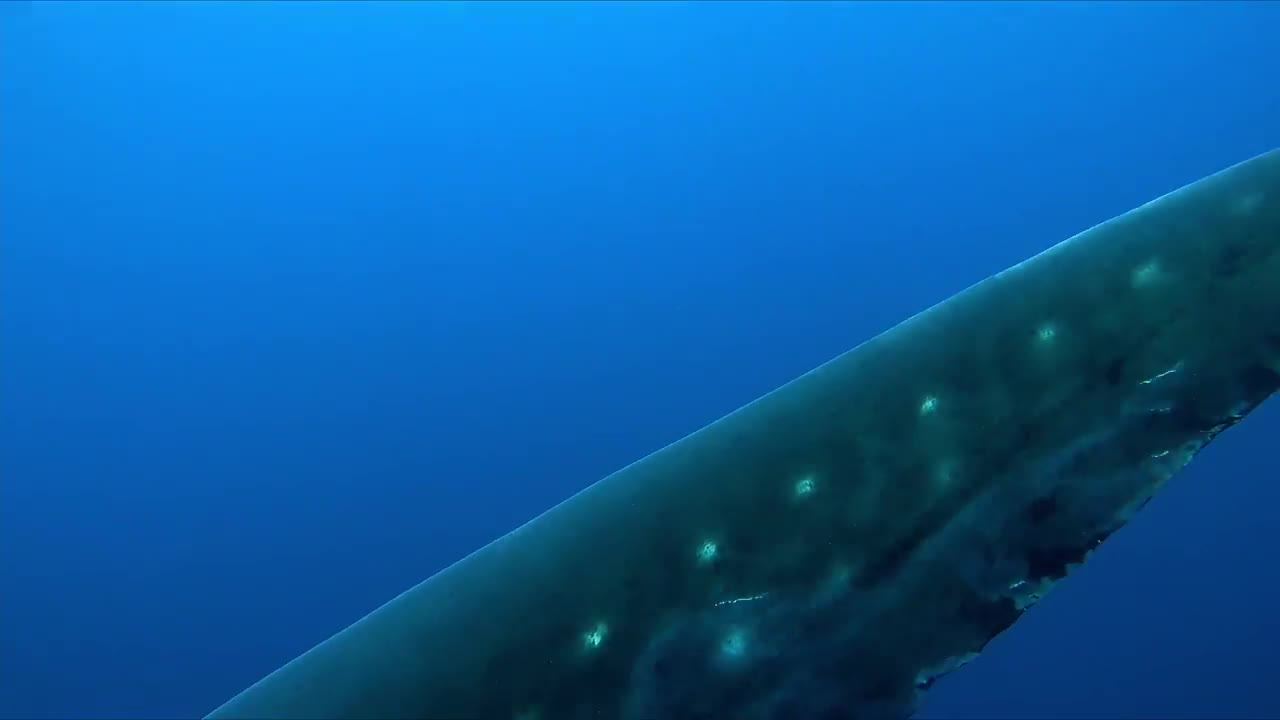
[209,149,1280,720]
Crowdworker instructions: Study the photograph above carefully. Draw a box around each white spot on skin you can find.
[919,395,939,415]
[1131,259,1161,288]
[582,622,608,650]
[720,628,748,658]
[695,540,719,565]
[1036,322,1057,343]
[1231,191,1264,217]
[793,475,816,498]
[826,562,853,591]
[934,459,958,486]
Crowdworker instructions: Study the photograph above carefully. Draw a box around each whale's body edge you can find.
[208,148,1280,720]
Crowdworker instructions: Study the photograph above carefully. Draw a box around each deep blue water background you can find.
[3,2,1280,718]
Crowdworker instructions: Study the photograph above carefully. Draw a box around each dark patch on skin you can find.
[856,528,925,589]
[1239,363,1280,395]
[623,571,647,597]
[863,675,899,703]
[1012,415,1050,452]
[820,703,855,720]
[1013,422,1036,449]
[1216,241,1251,278]
[980,544,1000,568]
[1026,542,1091,581]
[1026,495,1057,526]
[959,594,1021,638]
[857,437,1030,591]
[732,530,761,560]
[650,656,672,682]
[1104,356,1127,386]
[1264,332,1280,354]
[855,551,902,591]
[1166,401,1215,435]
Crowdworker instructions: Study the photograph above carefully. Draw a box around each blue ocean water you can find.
[2,2,1279,718]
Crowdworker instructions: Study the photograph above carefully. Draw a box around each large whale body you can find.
[209,149,1280,720]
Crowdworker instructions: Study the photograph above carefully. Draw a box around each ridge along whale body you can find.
[208,148,1280,720]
